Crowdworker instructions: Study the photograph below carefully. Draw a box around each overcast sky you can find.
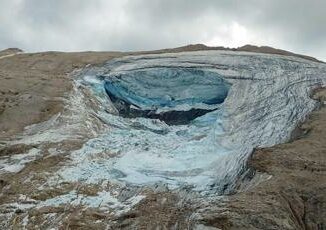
[1,0,325,60]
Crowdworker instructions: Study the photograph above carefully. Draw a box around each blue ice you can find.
[60,68,232,191]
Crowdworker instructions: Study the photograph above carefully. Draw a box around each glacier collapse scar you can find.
[103,68,231,125]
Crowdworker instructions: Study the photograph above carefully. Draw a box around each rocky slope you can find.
[0,45,325,229]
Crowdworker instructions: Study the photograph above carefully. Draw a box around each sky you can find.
[1,0,325,60]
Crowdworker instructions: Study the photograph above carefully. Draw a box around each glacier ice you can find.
[12,50,326,195]
[54,67,232,192]
[103,67,230,125]
[55,51,325,194]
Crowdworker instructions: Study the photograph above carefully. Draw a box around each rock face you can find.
[0,47,325,229]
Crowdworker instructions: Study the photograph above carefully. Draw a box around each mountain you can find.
[0,45,325,229]
[0,48,23,57]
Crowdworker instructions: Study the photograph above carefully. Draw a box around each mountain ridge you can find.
[143,43,323,63]
[1,44,322,63]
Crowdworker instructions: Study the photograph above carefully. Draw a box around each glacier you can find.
[49,50,325,194]
[6,50,326,196]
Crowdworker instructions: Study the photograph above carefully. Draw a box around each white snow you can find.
[39,190,145,213]
[0,148,40,173]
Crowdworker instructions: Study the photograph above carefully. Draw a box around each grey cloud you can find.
[0,0,325,60]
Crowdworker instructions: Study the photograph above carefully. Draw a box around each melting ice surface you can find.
[55,51,326,194]
[60,68,232,191]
